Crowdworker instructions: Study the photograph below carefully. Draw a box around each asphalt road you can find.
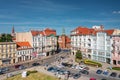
[0,51,69,74]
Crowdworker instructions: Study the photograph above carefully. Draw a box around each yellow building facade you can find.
[0,42,16,66]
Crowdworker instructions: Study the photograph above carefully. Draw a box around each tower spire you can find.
[11,25,15,37]
[12,25,15,34]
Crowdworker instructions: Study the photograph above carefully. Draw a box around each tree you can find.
[75,50,82,60]
[0,33,13,42]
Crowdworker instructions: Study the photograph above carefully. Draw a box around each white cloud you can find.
[113,11,120,14]
[113,11,117,14]
[118,11,120,14]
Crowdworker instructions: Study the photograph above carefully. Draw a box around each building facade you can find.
[112,35,120,66]
[15,28,57,58]
[0,42,16,66]
[70,26,120,64]
[91,32,111,63]
[58,35,71,49]
[16,42,33,62]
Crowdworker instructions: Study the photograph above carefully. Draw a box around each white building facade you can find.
[70,26,120,64]
[15,28,57,58]
[16,42,33,62]
[91,32,111,63]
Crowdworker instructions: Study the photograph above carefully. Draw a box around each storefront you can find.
[2,58,11,65]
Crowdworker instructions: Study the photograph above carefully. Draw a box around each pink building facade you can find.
[112,35,120,67]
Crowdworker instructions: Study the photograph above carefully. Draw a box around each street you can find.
[0,51,120,80]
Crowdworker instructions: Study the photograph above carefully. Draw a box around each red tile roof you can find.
[31,28,56,36]
[71,26,114,36]
[16,42,32,48]
[104,29,114,35]
[44,28,56,36]
[31,30,45,36]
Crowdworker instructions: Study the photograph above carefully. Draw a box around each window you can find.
[98,52,105,56]
[118,61,120,64]
[9,45,11,52]
[93,51,96,55]
[106,52,110,57]
[6,54,8,58]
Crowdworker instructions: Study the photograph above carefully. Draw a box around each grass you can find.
[6,71,60,80]
[112,67,120,71]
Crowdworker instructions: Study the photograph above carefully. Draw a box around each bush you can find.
[84,59,102,67]
[27,70,38,76]
[112,67,120,71]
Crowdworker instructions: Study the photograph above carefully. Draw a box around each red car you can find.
[90,77,96,80]
[14,65,21,69]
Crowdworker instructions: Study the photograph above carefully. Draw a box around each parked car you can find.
[96,69,103,74]
[75,65,86,70]
[1,67,9,72]
[0,71,4,75]
[14,65,21,69]
[47,67,59,73]
[80,70,89,75]
[32,63,40,66]
[103,70,109,76]
[64,70,71,76]
[19,65,26,70]
[110,72,117,77]
[118,74,120,78]
[73,73,81,79]
[58,70,65,75]
[61,62,72,67]
[78,66,85,70]
[89,77,96,80]
[69,73,74,77]
[47,67,54,72]
[71,65,76,69]
[101,78,107,80]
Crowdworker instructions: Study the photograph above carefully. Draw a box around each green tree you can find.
[0,33,13,42]
[75,50,82,60]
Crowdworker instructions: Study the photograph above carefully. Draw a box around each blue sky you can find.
[0,0,120,35]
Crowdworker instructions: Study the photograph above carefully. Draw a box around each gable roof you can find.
[71,26,115,36]
[44,28,56,36]
[16,41,32,48]
[31,30,45,36]
[31,28,56,36]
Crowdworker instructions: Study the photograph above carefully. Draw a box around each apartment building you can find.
[15,28,57,57]
[71,25,120,64]
[0,42,16,65]
[16,42,33,62]
[91,32,112,63]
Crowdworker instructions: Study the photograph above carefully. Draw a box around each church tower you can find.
[11,25,15,37]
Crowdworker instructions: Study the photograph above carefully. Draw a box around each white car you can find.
[78,66,85,70]
[75,65,86,70]
[57,64,64,68]
[71,65,76,69]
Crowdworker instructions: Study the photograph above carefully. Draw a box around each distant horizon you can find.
[0,0,120,35]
